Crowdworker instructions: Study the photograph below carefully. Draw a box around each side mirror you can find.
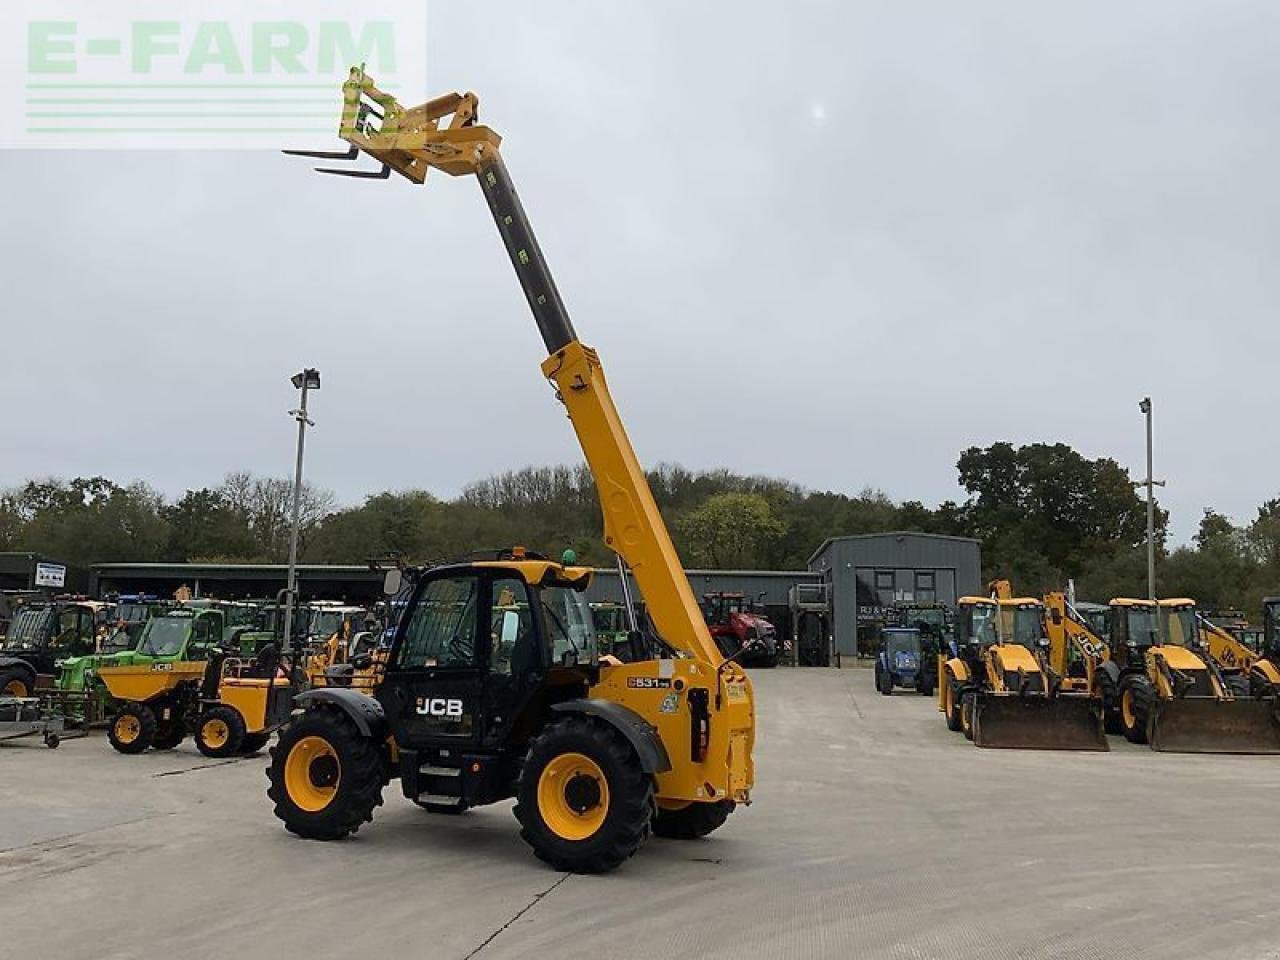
[382,569,403,596]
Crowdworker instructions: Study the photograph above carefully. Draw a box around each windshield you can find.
[592,606,627,634]
[1000,606,1044,648]
[116,603,152,623]
[5,607,52,647]
[1125,608,1160,646]
[139,617,192,657]
[968,604,998,645]
[884,630,921,657]
[542,587,597,664]
[1161,607,1198,647]
[311,611,345,638]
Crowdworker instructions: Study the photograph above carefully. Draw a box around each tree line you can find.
[3,442,1278,612]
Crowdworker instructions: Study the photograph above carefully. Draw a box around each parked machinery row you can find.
[932,582,1280,753]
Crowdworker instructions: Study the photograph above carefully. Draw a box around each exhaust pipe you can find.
[973,694,1109,751]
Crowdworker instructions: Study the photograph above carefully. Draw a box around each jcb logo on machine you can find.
[150,662,173,672]
[415,697,464,718]
[626,677,672,689]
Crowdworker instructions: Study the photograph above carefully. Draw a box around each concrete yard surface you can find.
[3,669,1280,960]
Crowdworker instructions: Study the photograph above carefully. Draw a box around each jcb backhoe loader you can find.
[1092,598,1280,752]
[1197,610,1280,699]
[270,69,756,873]
[938,584,1105,750]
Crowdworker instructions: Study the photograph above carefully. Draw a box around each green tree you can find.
[675,492,787,568]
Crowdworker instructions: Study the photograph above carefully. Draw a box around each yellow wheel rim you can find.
[3,679,28,697]
[202,718,230,749]
[115,715,141,745]
[1122,689,1136,728]
[284,736,341,813]
[537,752,610,841]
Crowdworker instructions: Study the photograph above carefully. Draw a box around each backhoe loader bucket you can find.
[1148,697,1280,753]
[972,694,1108,751]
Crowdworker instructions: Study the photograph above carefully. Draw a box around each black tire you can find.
[876,666,892,696]
[195,705,246,758]
[1250,670,1277,700]
[240,732,271,754]
[515,715,654,873]
[0,666,33,699]
[961,692,976,742]
[652,799,734,839]
[918,669,935,697]
[944,679,965,732]
[108,702,156,754]
[1119,674,1154,744]
[267,708,386,841]
[1095,675,1122,734]
[152,716,186,751]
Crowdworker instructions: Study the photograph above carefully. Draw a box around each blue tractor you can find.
[875,627,933,696]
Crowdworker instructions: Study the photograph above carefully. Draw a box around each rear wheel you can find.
[876,666,892,696]
[1250,669,1277,700]
[152,716,186,750]
[961,692,976,741]
[267,709,386,840]
[0,667,32,699]
[1095,674,1122,734]
[652,798,734,839]
[944,679,965,732]
[1225,673,1251,698]
[195,705,246,758]
[108,703,156,754]
[1119,675,1154,744]
[515,716,653,873]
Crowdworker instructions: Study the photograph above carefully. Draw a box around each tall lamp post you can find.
[1137,397,1164,603]
[283,368,321,656]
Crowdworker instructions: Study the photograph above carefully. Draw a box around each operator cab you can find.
[376,551,599,807]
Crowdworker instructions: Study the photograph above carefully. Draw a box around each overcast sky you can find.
[4,1,1279,545]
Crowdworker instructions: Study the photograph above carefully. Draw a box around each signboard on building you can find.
[34,562,67,588]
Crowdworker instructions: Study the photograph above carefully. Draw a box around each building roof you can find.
[806,531,981,567]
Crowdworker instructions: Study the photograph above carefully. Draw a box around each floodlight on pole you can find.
[282,368,320,657]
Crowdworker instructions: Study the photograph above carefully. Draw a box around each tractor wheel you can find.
[108,703,156,754]
[240,732,271,754]
[652,799,734,839]
[876,666,892,696]
[267,709,386,840]
[1250,670,1277,700]
[944,679,965,732]
[1095,675,1122,734]
[961,692,976,742]
[195,705,246,758]
[0,667,32,699]
[1119,675,1154,745]
[917,670,935,697]
[515,715,654,873]
[152,717,186,751]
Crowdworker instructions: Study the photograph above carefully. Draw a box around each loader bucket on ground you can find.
[973,695,1109,751]
[1148,698,1280,754]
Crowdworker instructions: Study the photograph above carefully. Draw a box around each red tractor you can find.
[703,592,780,668]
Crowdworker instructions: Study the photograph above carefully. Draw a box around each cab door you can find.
[381,573,484,749]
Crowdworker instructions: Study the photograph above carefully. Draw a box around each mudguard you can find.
[0,657,37,681]
[552,698,672,773]
[295,688,387,739]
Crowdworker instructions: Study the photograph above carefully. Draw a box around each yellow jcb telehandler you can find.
[269,69,756,873]
[937,583,1106,750]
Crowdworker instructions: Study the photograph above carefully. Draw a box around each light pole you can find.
[282,368,321,657]
[1137,397,1164,602]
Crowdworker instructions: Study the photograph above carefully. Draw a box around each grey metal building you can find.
[807,532,982,657]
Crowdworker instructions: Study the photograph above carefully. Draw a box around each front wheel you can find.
[1119,675,1153,744]
[652,799,734,839]
[944,679,965,732]
[195,705,246,758]
[267,709,386,840]
[961,692,976,741]
[0,667,32,699]
[108,703,156,754]
[515,715,654,873]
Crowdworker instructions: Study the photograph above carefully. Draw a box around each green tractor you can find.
[50,607,225,725]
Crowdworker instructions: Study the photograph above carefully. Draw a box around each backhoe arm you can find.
[291,68,723,667]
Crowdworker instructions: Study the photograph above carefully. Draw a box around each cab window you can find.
[398,577,480,669]
[489,578,535,676]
